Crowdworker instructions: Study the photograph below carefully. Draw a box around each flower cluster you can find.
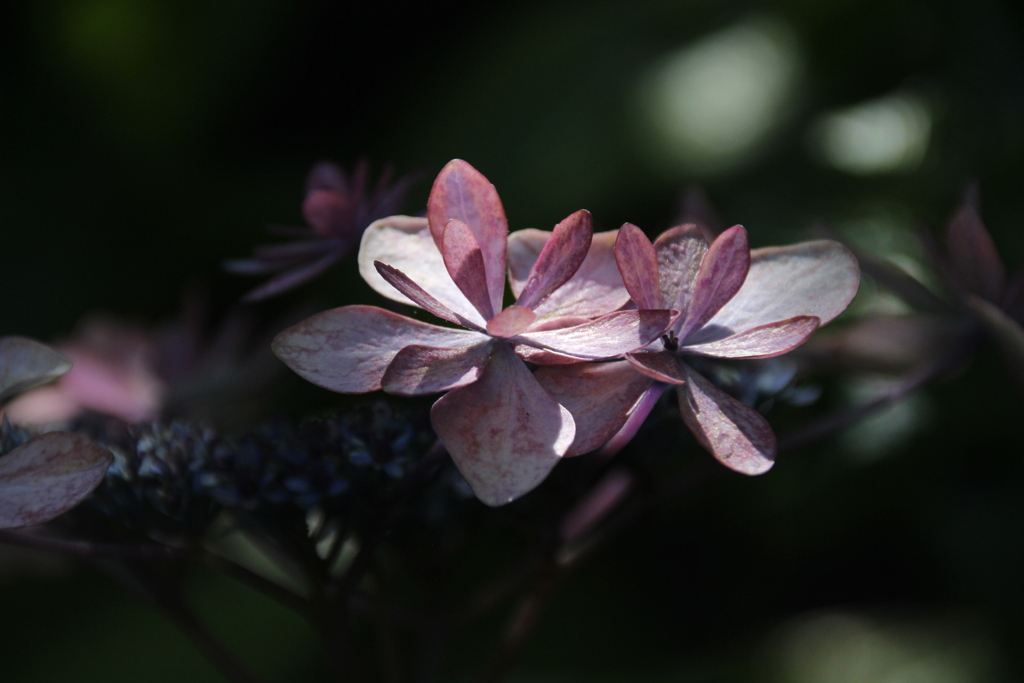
[273,160,860,506]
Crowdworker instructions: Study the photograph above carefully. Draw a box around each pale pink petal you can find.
[598,383,668,457]
[358,215,485,327]
[431,344,574,506]
[515,210,593,310]
[427,160,508,315]
[625,350,687,384]
[513,316,592,365]
[654,225,709,322]
[375,262,482,330]
[508,229,630,320]
[381,341,496,396]
[272,305,485,394]
[441,219,495,320]
[534,360,654,456]
[615,223,662,310]
[487,305,538,338]
[677,363,775,475]
[702,240,860,336]
[515,310,673,360]
[948,205,1006,301]
[677,225,750,340]
[0,337,72,402]
[682,316,820,359]
[0,432,112,529]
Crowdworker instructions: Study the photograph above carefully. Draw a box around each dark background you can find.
[2,0,1024,681]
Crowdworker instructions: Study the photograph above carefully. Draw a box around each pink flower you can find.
[273,160,672,505]
[536,222,860,473]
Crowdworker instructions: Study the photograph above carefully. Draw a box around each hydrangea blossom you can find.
[273,160,672,505]
[535,222,860,473]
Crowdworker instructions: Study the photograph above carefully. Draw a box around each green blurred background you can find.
[2,0,1024,681]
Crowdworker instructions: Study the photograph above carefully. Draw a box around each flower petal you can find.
[677,362,775,475]
[654,225,709,322]
[487,305,538,338]
[701,240,860,337]
[0,337,72,402]
[966,294,1024,386]
[948,205,1006,302]
[682,316,821,359]
[441,219,495,320]
[272,305,484,393]
[534,360,654,456]
[515,210,593,310]
[615,223,662,309]
[382,341,496,396]
[431,344,574,506]
[0,432,112,529]
[427,160,508,315]
[516,310,673,360]
[508,229,630,320]
[678,225,750,340]
[358,215,485,326]
[599,383,668,457]
[626,350,687,384]
[375,262,482,329]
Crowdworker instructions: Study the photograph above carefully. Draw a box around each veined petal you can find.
[516,310,673,360]
[487,305,538,338]
[626,350,687,384]
[677,225,750,340]
[375,262,483,330]
[948,205,1006,301]
[515,210,593,310]
[677,362,775,475]
[427,160,508,315]
[431,344,574,506]
[382,341,496,396]
[654,225,709,323]
[358,215,485,327]
[272,305,485,394]
[514,316,592,365]
[442,219,495,320]
[534,360,654,456]
[682,316,820,359]
[0,337,72,402]
[509,229,629,320]
[701,240,859,337]
[0,432,112,529]
[615,223,662,310]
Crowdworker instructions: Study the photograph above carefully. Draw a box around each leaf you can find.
[272,305,485,394]
[677,363,775,475]
[431,344,574,506]
[0,432,112,529]
[515,210,593,310]
[427,160,508,316]
[0,337,73,403]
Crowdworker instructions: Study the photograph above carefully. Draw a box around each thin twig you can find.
[0,529,187,560]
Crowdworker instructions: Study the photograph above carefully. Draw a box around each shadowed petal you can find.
[534,361,654,456]
[678,225,750,340]
[948,205,1006,301]
[509,229,629,320]
[516,210,593,310]
[487,306,538,338]
[0,337,72,402]
[966,294,1024,386]
[682,316,820,359]
[0,432,112,529]
[599,383,668,457]
[677,363,775,475]
[241,251,346,303]
[359,215,485,326]
[427,160,508,315]
[615,223,662,310]
[702,240,859,336]
[516,310,673,360]
[431,344,574,506]
[375,262,482,330]
[382,341,496,396]
[272,305,484,393]
[626,350,687,384]
[654,225,709,322]
[441,219,495,320]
